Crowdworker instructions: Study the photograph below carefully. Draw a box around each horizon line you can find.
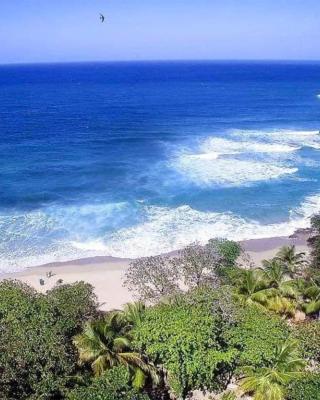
[1,58,320,67]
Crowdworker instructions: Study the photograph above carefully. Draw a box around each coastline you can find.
[1,229,311,311]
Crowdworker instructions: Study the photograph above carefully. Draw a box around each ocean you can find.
[1,61,320,272]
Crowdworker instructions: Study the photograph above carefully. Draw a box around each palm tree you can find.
[262,259,299,316]
[234,266,299,317]
[265,295,296,317]
[240,339,305,400]
[263,259,286,288]
[302,282,320,317]
[73,311,157,389]
[122,301,146,327]
[234,269,274,308]
[276,245,306,278]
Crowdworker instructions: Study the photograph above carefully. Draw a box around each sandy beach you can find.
[1,231,310,311]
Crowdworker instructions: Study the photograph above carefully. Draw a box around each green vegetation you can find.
[240,340,305,400]
[67,366,150,400]
[293,321,320,363]
[0,280,98,400]
[1,222,320,399]
[132,288,237,397]
[73,309,158,388]
[287,374,320,400]
[226,305,289,368]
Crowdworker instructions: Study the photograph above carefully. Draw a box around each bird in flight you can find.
[100,13,105,23]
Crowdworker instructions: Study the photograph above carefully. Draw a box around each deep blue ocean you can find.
[1,61,320,271]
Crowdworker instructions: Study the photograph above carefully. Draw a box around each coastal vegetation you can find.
[1,221,320,399]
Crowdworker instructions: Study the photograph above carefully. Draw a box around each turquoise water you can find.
[1,61,320,271]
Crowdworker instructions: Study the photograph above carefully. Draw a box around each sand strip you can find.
[1,232,310,311]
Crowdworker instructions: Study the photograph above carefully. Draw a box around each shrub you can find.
[308,214,320,270]
[287,373,320,400]
[225,304,290,368]
[46,281,99,337]
[208,239,242,269]
[0,280,98,400]
[67,366,150,400]
[208,239,242,284]
[132,288,238,398]
[292,321,320,363]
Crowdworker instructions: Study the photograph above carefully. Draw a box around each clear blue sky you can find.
[1,0,320,64]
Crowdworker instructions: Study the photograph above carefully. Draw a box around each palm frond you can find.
[132,367,147,389]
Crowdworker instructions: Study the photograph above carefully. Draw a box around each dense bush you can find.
[292,321,320,363]
[212,239,242,268]
[46,282,99,337]
[133,288,238,398]
[287,374,320,400]
[308,214,320,270]
[0,280,98,400]
[225,304,290,368]
[67,366,150,400]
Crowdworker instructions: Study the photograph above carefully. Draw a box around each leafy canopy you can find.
[67,366,150,400]
[133,288,238,398]
[0,280,98,400]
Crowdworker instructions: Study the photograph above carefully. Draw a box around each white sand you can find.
[1,235,310,311]
[1,258,133,311]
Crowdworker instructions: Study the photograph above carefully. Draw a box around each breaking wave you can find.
[231,129,320,149]
[172,156,297,186]
[170,134,300,187]
[1,193,320,272]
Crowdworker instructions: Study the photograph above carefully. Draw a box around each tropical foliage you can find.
[73,310,157,389]
[2,225,320,400]
[226,305,289,368]
[287,373,320,400]
[293,321,320,363]
[0,280,98,400]
[240,340,305,400]
[67,366,150,400]
[132,288,238,398]
[275,245,306,278]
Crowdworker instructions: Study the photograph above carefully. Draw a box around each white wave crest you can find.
[172,154,297,186]
[2,193,320,272]
[201,137,299,155]
[72,193,320,259]
[169,134,299,187]
[232,129,320,149]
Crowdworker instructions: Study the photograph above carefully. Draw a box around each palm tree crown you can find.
[73,310,157,389]
[276,245,306,278]
[240,339,305,400]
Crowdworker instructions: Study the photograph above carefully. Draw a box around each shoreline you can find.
[1,229,311,310]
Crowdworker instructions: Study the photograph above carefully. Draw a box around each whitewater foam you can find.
[200,137,299,154]
[169,134,301,187]
[72,193,320,259]
[232,129,320,149]
[173,156,297,186]
[2,193,320,272]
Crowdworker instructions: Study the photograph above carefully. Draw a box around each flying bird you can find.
[100,13,105,23]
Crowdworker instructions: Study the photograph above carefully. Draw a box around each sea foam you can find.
[200,137,299,154]
[172,156,297,187]
[72,193,320,259]
[170,135,298,187]
[232,129,320,149]
[2,193,320,272]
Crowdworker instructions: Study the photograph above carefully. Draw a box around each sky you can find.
[1,0,320,64]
